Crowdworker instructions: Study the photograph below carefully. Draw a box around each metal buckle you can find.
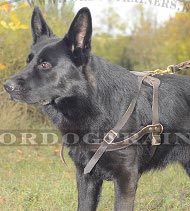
[152,134,161,146]
[103,130,118,144]
[147,124,163,146]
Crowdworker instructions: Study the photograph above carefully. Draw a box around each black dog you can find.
[4,6,190,211]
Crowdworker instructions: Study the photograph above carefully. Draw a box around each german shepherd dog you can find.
[4,6,190,211]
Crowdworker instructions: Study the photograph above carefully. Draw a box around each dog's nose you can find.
[3,80,16,92]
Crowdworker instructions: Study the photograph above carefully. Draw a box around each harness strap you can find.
[84,124,163,152]
[143,76,162,160]
[60,141,67,166]
[111,76,145,133]
[151,77,161,145]
[143,76,161,145]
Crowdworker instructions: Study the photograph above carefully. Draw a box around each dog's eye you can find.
[40,62,52,70]
[26,54,34,64]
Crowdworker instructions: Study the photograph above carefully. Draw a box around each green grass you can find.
[0,146,190,211]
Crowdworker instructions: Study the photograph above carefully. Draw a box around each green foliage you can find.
[162,13,190,64]
[93,6,190,73]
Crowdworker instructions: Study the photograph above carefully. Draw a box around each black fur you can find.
[4,6,190,211]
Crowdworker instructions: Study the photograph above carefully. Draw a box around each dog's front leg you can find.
[76,168,103,211]
[113,168,139,211]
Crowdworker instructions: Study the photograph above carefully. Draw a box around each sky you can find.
[74,0,183,34]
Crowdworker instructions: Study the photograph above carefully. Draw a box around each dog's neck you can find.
[88,55,138,106]
[83,55,138,123]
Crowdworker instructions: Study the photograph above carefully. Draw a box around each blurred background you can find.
[1,1,190,210]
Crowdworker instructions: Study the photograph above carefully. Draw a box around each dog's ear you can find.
[31,6,54,44]
[65,7,92,66]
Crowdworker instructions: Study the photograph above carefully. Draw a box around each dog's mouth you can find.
[39,99,52,106]
[7,91,62,106]
[9,94,57,106]
[39,96,62,106]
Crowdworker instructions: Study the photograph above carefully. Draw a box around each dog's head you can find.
[4,7,92,106]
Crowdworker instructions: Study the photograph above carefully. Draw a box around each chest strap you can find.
[84,73,163,174]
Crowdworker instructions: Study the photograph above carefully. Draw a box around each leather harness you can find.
[84,72,163,174]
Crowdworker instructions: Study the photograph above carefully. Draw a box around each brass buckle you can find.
[103,130,118,144]
[152,124,163,146]
[147,124,163,146]
[152,134,161,146]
